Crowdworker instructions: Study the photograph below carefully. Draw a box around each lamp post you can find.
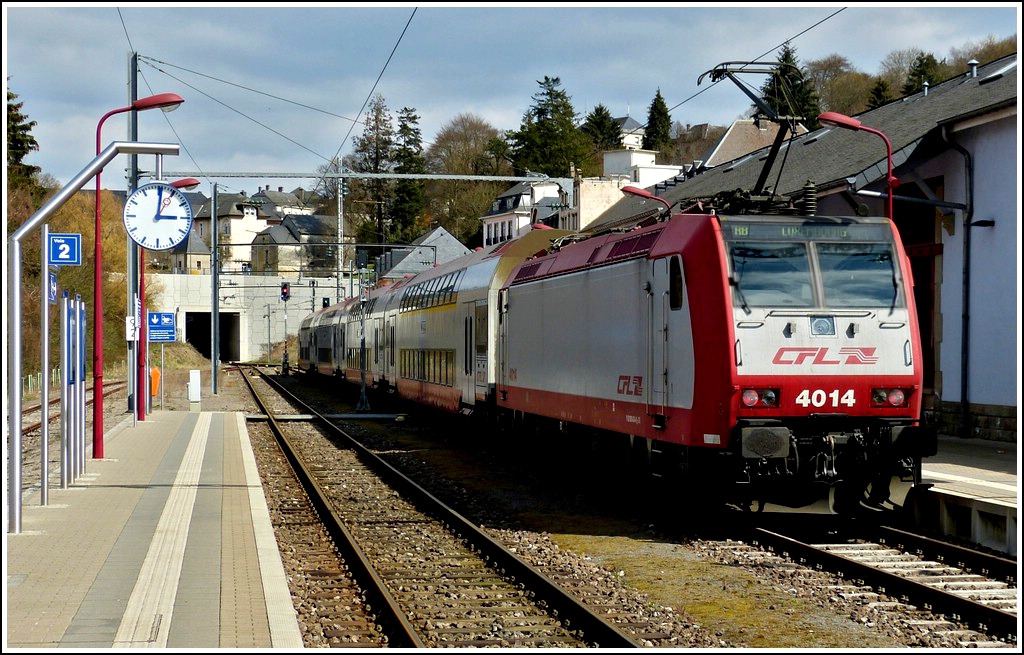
[818,111,899,220]
[93,93,183,455]
[621,185,673,213]
[136,175,199,420]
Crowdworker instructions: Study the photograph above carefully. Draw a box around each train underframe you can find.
[717,417,938,515]
[495,405,937,517]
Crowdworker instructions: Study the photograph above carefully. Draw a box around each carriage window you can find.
[669,257,683,310]
[730,241,813,308]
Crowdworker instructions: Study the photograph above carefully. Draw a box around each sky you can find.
[4,2,1021,197]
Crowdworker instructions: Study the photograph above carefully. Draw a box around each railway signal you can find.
[280,282,290,302]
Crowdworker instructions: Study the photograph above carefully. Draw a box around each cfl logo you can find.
[773,347,878,365]
[617,375,643,396]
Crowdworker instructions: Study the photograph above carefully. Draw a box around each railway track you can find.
[257,366,1019,648]
[17,379,130,500]
[729,524,1018,646]
[20,380,129,434]
[240,365,640,648]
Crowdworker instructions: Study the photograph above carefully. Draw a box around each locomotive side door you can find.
[648,258,670,415]
[647,255,694,419]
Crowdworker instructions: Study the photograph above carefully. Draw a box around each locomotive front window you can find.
[729,241,813,308]
[818,242,903,308]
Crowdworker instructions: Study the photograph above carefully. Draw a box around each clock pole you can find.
[138,242,147,421]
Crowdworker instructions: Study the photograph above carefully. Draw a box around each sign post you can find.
[148,312,175,410]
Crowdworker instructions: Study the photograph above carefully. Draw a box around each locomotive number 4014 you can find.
[794,389,855,408]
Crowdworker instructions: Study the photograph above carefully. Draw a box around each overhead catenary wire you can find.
[118,6,842,191]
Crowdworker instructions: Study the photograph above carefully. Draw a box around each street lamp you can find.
[621,185,673,213]
[818,111,899,220]
[93,92,183,457]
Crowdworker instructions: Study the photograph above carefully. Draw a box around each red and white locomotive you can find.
[299,191,936,514]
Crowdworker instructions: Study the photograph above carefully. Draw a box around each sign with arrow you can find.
[148,311,176,342]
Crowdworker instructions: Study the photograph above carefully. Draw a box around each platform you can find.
[4,411,302,649]
[916,434,1019,557]
[4,411,1018,649]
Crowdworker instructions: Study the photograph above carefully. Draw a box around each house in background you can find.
[614,115,645,149]
[251,214,337,276]
[700,119,809,168]
[167,230,212,275]
[481,179,571,246]
[251,185,314,222]
[192,191,272,272]
[376,226,470,282]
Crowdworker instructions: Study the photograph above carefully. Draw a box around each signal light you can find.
[280,282,290,301]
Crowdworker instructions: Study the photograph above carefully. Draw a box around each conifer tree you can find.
[901,52,942,96]
[641,89,672,158]
[391,107,427,243]
[867,78,894,109]
[759,42,822,129]
[7,85,40,184]
[581,103,622,151]
[350,94,396,244]
[507,76,590,177]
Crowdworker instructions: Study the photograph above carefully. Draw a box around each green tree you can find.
[507,76,590,177]
[641,89,672,159]
[578,103,621,176]
[424,113,507,245]
[390,107,427,243]
[805,54,872,115]
[878,47,924,95]
[758,42,822,129]
[866,78,895,110]
[7,83,41,185]
[349,94,395,244]
[581,103,622,151]
[901,52,942,96]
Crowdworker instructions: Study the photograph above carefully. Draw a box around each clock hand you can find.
[153,186,164,220]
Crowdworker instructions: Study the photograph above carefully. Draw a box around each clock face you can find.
[122,182,194,251]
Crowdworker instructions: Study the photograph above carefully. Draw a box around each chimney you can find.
[923,81,929,96]
[968,59,979,79]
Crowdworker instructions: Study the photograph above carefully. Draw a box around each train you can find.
[297,185,937,515]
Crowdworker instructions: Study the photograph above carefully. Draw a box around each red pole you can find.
[857,124,895,220]
[93,106,130,458]
[93,94,184,445]
[137,247,146,421]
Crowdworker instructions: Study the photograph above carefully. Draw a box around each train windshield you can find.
[725,221,904,310]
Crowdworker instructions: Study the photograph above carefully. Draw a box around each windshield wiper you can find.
[730,272,752,315]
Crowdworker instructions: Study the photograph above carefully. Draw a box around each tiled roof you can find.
[592,54,1017,228]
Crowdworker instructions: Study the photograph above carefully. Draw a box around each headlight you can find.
[810,316,835,336]
[741,388,780,408]
[871,388,908,407]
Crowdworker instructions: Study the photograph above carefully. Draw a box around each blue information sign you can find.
[48,233,82,266]
[148,311,176,342]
